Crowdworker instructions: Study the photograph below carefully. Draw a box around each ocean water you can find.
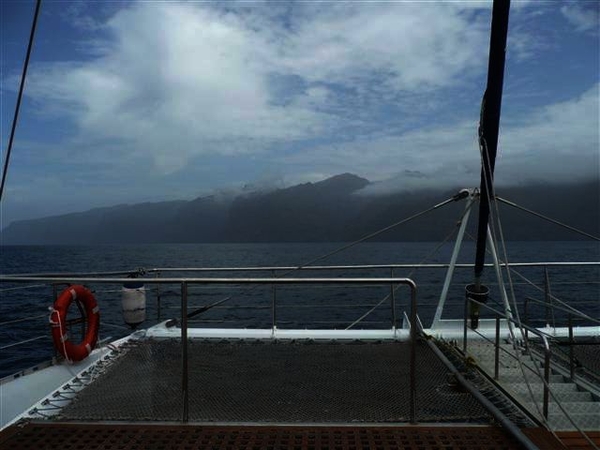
[1,241,598,378]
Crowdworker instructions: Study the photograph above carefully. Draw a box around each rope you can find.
[0,0,42,201]
[49,306,72,364]
[497,197,600,241]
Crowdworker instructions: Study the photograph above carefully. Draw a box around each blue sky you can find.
[1,0,598,224]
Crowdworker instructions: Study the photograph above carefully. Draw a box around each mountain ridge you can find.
[1,174,598,244]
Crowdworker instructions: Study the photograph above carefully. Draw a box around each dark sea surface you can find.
[1,241,598,378]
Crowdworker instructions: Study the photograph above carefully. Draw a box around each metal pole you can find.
[486,228,516,346]
[544,267,551,327]
[568,314,574,381]
[390,267,396,329]
[272,270,277,331]
[426,338,541,450]
[495,314,500,380]
[543,348,550,420]
[181,281,189,423]
[523,297,528,341]
[463,293,468,354]
[409,281,417,424]
[52,283,59,358]
[0,0,42,202]
[432,194,473,328]
[156,272,162,321]
[473,0,511,285]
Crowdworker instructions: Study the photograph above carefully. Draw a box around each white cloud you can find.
[22,1,492,175]
[282,83,599,194]
[5,0,596,223]
[275,3,488,91]
[497,83,599,185]
[560,2,599,34]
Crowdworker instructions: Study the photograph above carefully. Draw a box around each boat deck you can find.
[5,338,597,448]
[57,338,494,423]
[0,422,569,450]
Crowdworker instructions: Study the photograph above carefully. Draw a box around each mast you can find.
[474,0,511,286]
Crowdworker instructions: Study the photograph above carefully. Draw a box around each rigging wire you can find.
[473,154,553,430]
[0,313,46,326]
[470,297,600,447]
[508,269,600,325]
[345,221,460,330]
[496,197,600,241]
[463,232,599,325]
[184,195,459,320]
[0,335,47,350]
[523,296,600,325]
[0,283,48,292]
[489,177,598,450]
[279,195,458,277]
[0,0,42,202]
[466,218,600,449]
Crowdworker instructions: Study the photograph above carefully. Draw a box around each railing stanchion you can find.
[272,270,277,331]
[568,314,574,381]
[463,293,468,354]
[544,266,551,327]
[495,314,500,380]
[523,297,528,341]
[181,281,189,423]
[409,281,417,424]
[156,272,161,321]
[543,337,550,420]
[390,267,396,330]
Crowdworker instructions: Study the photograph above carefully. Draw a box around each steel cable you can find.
[185,195,458,320]
[0,0,42,201]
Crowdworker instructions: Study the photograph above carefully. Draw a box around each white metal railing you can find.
[1,261,597,347]
[0,275,419,423]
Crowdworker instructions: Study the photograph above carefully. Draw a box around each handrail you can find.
[0,275,418,423]
[173,277,418,423]
[467,296,553,419]
[149,261,599,271]
[4,260,598,278]
[0,275,418,424]
[472,304,599,447]
[0,276,413,284]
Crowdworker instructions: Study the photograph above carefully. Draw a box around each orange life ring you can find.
[50,285,100,362]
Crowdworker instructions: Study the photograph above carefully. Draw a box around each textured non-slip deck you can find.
[0,422,564,450]
[555,431,600,450]
[58,339,493,423]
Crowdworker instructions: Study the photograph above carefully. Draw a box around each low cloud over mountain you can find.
[1,174,598,244]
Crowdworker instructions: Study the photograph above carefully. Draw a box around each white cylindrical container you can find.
[122,281,146,328]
